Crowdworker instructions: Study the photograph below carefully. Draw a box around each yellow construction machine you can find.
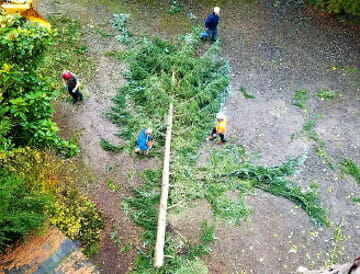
[1,0,50,28]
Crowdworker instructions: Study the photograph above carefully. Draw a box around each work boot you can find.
[219,141,226,145]
[135,147,141,154]
[209,135,215,141]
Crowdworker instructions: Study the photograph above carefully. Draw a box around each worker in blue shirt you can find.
[201,7,220,42]
[135,128,153,155]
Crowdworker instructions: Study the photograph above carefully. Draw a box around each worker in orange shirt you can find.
[209,112,226,144]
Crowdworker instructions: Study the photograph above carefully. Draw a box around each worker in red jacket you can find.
[62,71,83,103]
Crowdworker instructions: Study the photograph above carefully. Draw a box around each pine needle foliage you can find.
[122,174,214,273]
[108,24,230,155]
[291,118,335,170]
[316,90,336,100]
[0,168,53,252]
[110,14,329,271]
[200,147,329,226]
[226,162,329,226]
[100,138,123,153]
[239,86,256,99]
[341,159,360,186]
[292,90,309,109]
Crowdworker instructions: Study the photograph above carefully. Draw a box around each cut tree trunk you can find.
[154,102,173,268]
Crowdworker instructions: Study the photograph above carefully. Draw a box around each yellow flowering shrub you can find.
[0,148,104,253]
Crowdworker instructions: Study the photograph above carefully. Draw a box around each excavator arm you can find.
[1,0,50,28]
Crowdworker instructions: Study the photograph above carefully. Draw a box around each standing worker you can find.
[209,112,226,144]
[201,6,220,42]
[62,71,83,103]
[135,128,153,155]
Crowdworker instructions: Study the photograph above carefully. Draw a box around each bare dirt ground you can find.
[41,0,359,273]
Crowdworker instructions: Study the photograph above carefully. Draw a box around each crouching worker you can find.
[209,112,226,144]
[135,128,153,155]
[62,71,83,103]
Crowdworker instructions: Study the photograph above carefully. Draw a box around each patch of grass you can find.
[44,16,95,95]
[329,219,346,264]
[339,66,358,74]
[303,120,316,131]
[107,179,121,192]
[353,197,360,205]
[239,86,256,99]
[104,50,128,61]
[85,242,100,256]
[111,231,121,246]
[316,90,336,100]
[92,28,115,38]
[100,138,123,153]
[168,1,184,14]
[292,90,309,109]
[341,159,360,186]
[121,243,131,253]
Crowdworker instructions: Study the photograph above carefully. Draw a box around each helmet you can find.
[216,112,226,120]
[63,71,71,80]
[214,7,220,13]
[145,128,153,135]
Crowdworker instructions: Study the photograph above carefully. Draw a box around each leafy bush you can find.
[111,13,133,44]
[0,148,104,254]
[50,191,104,252]
[0,14,79,157]
[0,168,54,252]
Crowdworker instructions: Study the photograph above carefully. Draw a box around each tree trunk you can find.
[154,102,173,268]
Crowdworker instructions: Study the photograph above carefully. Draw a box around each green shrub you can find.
[50,191,105,253]
[0,148,104,254]
[0,14,79,157]
[0,168,53,252]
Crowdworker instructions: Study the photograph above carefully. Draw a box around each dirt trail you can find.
[43,1,160,272]
[41,0,359,273]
